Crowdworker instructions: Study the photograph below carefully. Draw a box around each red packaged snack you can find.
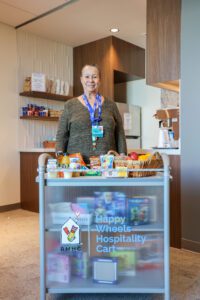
[89,156,101,169]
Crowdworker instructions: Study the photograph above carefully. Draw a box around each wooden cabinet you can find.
[20,152,54,212]
[146,0,181,92]
[169,155,181,248]
[73,36,145,99]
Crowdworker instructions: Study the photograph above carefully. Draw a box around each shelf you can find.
[45,222,164,233]
[20,91,73,102]
[42,175,165,187]
[20,116,59,121]
[47,270,164,294]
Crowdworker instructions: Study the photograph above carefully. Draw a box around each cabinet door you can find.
[170,155,181,248]
[45,184,166,295]
[20,152,40,212]
[20,152,54,212]
[146,0,181,91]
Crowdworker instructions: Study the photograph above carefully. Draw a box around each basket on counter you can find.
[107,150,163,177]
[43,140,56,149]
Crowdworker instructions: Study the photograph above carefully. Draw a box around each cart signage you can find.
[60,217,82,252]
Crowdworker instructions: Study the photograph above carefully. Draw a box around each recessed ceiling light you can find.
[110,28,120,33]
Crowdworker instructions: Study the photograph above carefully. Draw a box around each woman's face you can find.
[81,65,100,94]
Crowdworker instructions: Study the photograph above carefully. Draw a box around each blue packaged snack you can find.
[127,197,150,226]
[71,251,90,279]
[94,192,126,222]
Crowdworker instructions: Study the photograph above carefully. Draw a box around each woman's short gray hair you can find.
[81,64,101,78]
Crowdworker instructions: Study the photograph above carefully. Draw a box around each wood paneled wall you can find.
[73,36,113,98]
[73,36,145,99]
[112,36,145,78]
[146,0,181,88]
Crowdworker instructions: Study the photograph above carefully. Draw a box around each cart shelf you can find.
[43,174,165,187]
[45,223,164,233]
[47,269,164,294]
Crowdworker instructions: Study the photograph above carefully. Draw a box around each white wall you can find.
[115,79,161,148]
[0,23,19,206]
[0,26,73,207]
[17,31,73,149]
[181,0,200,252]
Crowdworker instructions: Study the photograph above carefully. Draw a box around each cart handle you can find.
[38,153,53,167]
[160,153,170,170]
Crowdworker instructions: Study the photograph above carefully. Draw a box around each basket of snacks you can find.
[129,152,163,177]
[107,150,163,177]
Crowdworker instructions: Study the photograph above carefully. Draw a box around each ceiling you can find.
[0,0,146,48]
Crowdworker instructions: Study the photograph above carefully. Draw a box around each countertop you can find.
[19,148,180,155]
[19,148,55,153]
[151,148,180,155]
[127,148,180,155]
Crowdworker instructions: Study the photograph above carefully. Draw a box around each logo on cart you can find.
[61,217,80,246]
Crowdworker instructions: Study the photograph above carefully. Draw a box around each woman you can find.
[56,64,127,164]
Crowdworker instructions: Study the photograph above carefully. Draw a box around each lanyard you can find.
[82,93,102,125]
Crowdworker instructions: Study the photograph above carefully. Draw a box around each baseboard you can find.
[0,203,21,212]
[182,238,200,253]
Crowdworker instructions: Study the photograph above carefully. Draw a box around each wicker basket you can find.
[107,150,163,177]
[129,152,163,177]
[43,140,56,148]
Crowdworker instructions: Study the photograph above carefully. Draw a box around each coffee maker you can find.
[157,121,171,148]
[155,108,179,148]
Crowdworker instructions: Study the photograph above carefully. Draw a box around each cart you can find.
[37,153,170,300]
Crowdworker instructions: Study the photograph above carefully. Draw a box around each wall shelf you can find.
[20,116,59,121]
[20,91,72,102]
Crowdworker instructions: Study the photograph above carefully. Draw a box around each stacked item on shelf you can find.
[49,109,63,117]
[23,72,70,96]
[47,253,71,283]
[110,249,137,276]
[47,250,91,284]
[21,104,48,117]
[136,234,164,270]
[21,104,63,118]
[48,202,93,226]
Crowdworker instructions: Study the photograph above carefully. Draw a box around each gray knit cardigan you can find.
[56,97,127,163]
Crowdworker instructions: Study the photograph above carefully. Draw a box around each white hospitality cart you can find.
[37,153,170,300]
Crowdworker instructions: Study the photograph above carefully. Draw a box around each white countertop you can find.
[19,148,55,152]
[128,148,181,155]
[151,148,180,155]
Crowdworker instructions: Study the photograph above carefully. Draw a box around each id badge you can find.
[92,125,104,138]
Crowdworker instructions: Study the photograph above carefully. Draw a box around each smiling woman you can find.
[55,64,127,163]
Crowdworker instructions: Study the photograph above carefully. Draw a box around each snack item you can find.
[89,156,101,169]
[138,153,151,161]
[127,197,150,226]
[114,155,133,169]
[60,154,70,168]
[63,170,72,178]
[100,155,114,169]
[69,153,86,166]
